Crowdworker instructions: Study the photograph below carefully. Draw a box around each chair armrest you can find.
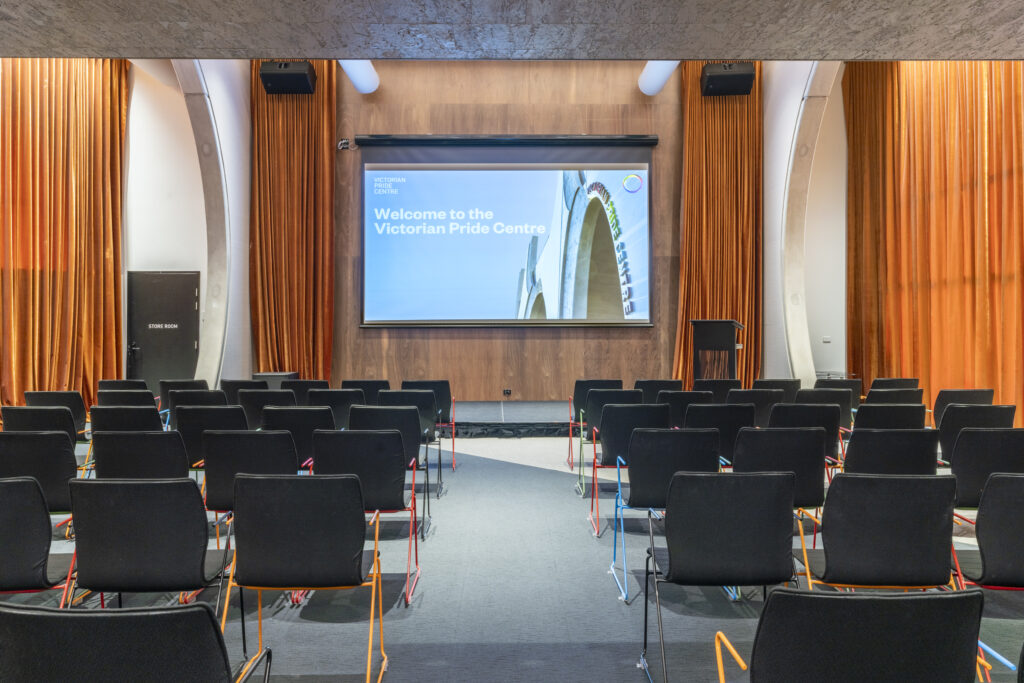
[367,510,380,526]
[648,508,663,521]
[192,459,205,468]
[234,647,272,682]
[408,457,417,491]
[977,640,1014,672]
[714,631,747,683]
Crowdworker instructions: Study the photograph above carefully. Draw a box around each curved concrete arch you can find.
[527,288,548,319]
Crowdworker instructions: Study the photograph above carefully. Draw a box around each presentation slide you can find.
[363,164,650,325]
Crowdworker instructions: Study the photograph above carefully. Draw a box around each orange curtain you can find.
[0,58,127,410]
[250,60,336,380]
[845,61,1024,420]
[673,61,763,388]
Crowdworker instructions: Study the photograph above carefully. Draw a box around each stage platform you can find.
[453,400,567,438]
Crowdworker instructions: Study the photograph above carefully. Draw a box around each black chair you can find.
[851,402,926,429]
[692,378,742,403]
[223,474,387,679]
[97,379,148,392]
[379,389,447,493]
[341,379,390,405]
[236,389,296,430]
[0,406,77,448]
[655,390,713,429]
[795,387,854,429]
[933,389,994,429]
[307,388,365,429]
[633,379,682,404]
[568,379,622,469]
[733,427,826,510]
[683,403,756,465]
[753,378,801,403]
[91,431,189,479]
[219,379,269,405]
[168,389,228,430]
[842,429,940,475]
[864,387,924,404]
[0,601,271,682]
[713,588,983,683]
[260,406,335,470]
[949,428,1024,507]
[176,405,249,468]
[280,379,330,406]
[96,389,157,407]
[870,377,919,390]
[726,388,784,428]
[401,380,456,470]
[768,403,842,462]
[814,377,863,409]
[954,473,1024,590]
[577,388,643,493]
[0,477,74,605]
[88,405,164,432]
[157,379,209,413]
[610,428,719,601]
[24,391,87,437]
[795,473,955,590]
[589,403,670,535]
[0,431,77,514]
[938,404,1017,462]
[641,472,795,681]
[314,429,421,605]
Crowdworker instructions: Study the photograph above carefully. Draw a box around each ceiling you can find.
[1,0,1022,60]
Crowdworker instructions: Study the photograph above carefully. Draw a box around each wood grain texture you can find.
[333,61,682,401]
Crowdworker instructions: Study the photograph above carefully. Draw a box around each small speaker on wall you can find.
[259,60,317,94]
[700,62,755,96]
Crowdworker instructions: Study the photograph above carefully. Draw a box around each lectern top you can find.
[689,319,744,330]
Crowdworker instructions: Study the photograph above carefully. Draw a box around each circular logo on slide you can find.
[622,174,643,193]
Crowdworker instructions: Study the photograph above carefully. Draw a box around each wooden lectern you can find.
[689,319,744,381]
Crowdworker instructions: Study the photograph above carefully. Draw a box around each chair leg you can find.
[405,505,421,606]
[421,453,431,539]
[450,421,456,470]
[641,552,651,666]
[654,577,668,683]
[239,586,248,659]
[435,440,443,499]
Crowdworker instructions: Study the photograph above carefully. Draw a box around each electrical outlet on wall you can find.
[822,336,832,344]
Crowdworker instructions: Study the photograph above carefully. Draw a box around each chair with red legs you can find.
[402,380,456,471]
[577,388,641,495]
[567,379,622,471]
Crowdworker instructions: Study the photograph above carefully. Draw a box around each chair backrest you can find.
[768,402,841,458]
[971,473,1024,587]
[401,380,453,422]
[0,477,54,591]
[633,379,683,404]
[794,388,853,429]
[663,472,795,585]
[70,478,208,592]
[938,404,1017,460]
[584,389,642,434]
[233,474,368,588]
[851,403,926,430]
[218,378,268,405]
[820,473,955,586]
[236,389,297,430]
[167,389,228,430]
[571,379,622,422]
[949,428,1024,507]
[748,588,983,683]
[378,389,437,440]
[624,428,719,509]
[1,406,77,445]
[842,428,939,475]
[0,432,77,512]
[260,406,335,469]
[597,403,670,466]
[870,377,919,390]
[313,430,407,511]
[683,403,756,463]
[733,427,826,508]
[933,389,994,428]
[691,378,742,403]
[0,602,234,682]
[175,405,248,466]
[201,430,298,512]
[88,405,164,432]
[348,406,421,466]
[280,379,330,406]
[340,379,391,405]
[726,388,784,428]
[752,378,801,403]
[307,388,365,429]
[864,387,924,404]
[656,390,714,429]
[96,389,156,407]
[157,379,209,412]
[23,391,87,435]
[813,378,863,408]
[97,378,149,392]
[91,431,189,479]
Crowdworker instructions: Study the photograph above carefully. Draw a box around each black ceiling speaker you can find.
[700,62,755,96]
[259,60,317,94]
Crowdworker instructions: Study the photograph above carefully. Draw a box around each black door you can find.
[127,271,200,392]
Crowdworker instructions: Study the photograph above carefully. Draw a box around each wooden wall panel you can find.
[334,61,683,401]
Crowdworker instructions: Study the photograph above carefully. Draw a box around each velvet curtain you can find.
[845,61,1024,420]
[0,58,127,410]
[250,60,336,380]
[673,61,763,387]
